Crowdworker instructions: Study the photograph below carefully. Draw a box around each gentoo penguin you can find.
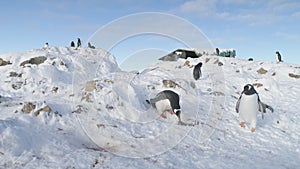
[193,62,202,80]
[147,90,181,122]
[70,41,75,47]
[275,51,282,62]
[216,48,220,56]
[236,84,261,132]
[77,38,82,48]
[43,42,49,49]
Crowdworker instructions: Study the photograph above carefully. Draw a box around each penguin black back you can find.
[70,41,75,47]
[155,90,180,110]
[160,90,181,121]
[193,62,202,80]
[148,90,182,122]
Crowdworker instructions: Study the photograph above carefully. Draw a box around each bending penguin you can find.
[147,90,181,123]
[236,84,261,132]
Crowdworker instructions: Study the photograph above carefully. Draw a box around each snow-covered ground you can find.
[0,47,299,169]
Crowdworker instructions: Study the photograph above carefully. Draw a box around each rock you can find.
[12,82,23,90]
[9,72,22,77]
[183,61,192,68]
[34,105,52,116]
[163,80,179,88]
[257,68,268,74]
[288,73,300,79]
[0,58,12,66]
[52,87,59,93]
[85,80,97,92]
[22,102,36,114]
[81,92,93,103]
[20,56,47,66]
[213,58,219,64]
[253,83,263,87]
[210,91,225,96]
[106,104,114,110]
[205,58,210,63]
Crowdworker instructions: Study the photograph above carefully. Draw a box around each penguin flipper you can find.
[235,95,242,113]
[258,101,266,113]
[265,104,274,112]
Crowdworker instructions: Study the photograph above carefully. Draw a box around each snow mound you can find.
[0,47,300,168]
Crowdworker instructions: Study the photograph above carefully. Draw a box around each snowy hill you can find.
[0,47,299,169]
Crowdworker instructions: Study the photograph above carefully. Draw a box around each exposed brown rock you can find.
[253,83,263,87]
[34,105,52,116]
[20,56,47,66]
[0,58,12,66]
[257,68,268,74]
[289,73,300,79]
[22,102,36,114]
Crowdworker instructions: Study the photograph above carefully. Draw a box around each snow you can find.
[0,46,299,168]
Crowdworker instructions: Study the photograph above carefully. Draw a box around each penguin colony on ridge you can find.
[147,90,182,123]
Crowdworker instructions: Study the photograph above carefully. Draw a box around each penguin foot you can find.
[239,122,245,128]
[161,113,167,119]
[251,128,256,133]
[168,110,175,115]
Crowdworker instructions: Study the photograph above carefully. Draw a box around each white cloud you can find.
[274,32,299,40]
[266,0,300,13]
[222,0,249,4]
[178,0,217,17]
[174,0,300,26]
[292,11,300,18]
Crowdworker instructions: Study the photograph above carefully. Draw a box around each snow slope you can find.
[0,47,299,169]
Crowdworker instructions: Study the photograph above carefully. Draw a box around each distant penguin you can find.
[216,48,220,56]
[147,90,181,122]
[43,42,49,49]
[275,51,282,62]
[88,42,95,49]
[70,41,75,47]
[235,84,261,132]
[193,62,202,80]
[77,38,82,48]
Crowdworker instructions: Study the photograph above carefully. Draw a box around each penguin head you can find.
[242,84,257,95]
[197,62,203,67]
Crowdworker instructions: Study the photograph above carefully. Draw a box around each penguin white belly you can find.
[155,99,172,114]
[239,94,258,127]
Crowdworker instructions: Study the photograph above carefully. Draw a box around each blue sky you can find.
[1,0,300,65]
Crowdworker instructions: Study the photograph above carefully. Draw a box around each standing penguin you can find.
[147,90,181,123]
[193,62,202,80]
[77,38,82,48]
[216,48,220,56]
[43,42,49,49]
[236,84,261,132]
[70,41,75,47]
[275,51,282,62]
